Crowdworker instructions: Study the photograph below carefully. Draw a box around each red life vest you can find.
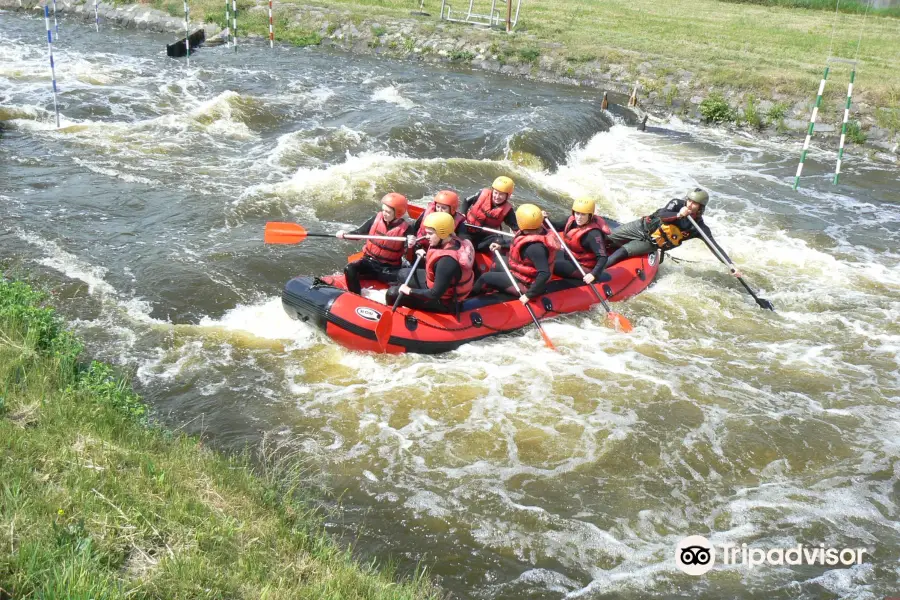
[563,215,609,269]
[416,202,466,249]
[508,229,561,286]
[464,188,513,230]
[363,215,409,266]
[425,236,475,303]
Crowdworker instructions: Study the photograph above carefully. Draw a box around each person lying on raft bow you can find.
[337,192,412,295]
[542,196,612,286]
[470,204,561,305]
[386,212,475,314]
[605,187,742,278]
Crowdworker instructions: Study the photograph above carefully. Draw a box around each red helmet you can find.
[380,193,408,218]
[434,190,460,214]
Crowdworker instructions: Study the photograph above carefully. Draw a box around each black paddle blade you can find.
[756,297,775,311]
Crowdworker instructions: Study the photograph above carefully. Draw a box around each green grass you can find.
[0,278,441,600]
[228,0,900,107]
[718,0,900,18]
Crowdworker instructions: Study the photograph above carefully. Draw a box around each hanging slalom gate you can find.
[793,0,871,190]
[439,0,522,32]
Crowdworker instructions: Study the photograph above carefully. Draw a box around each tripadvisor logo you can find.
[675,536,869,576]
[676,535,715,575]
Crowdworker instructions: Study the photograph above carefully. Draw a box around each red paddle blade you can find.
[407,204,425,219]
[539,327,557,351]
[374,310,394,351]
[607,311,634,333]
[264,222,307,244]
[347,251,364,262]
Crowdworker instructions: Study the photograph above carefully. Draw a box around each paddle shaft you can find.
[338,233,409,241]
[466,223,513,237]
[492,249,548,337]
[391,254,424,311]
[686,215,772,308]
[544,219,612,310]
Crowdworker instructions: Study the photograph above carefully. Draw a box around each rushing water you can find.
[2,11,899,599]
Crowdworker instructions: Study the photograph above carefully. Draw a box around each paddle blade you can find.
[757,297,775,311]
[538,326,557,351]
[348,251,364,262]
[264,222,307,244]
[407,204,425,219]
[607,311,634,333]
[375,310,394,351]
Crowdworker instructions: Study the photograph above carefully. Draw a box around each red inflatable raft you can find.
[281,249,660,354]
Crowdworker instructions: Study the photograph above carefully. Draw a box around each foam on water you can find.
[3,12,899,598]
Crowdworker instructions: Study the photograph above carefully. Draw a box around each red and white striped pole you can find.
[268,0,274,48]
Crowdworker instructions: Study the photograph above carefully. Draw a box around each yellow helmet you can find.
[572,196,595,215]
[515,203,543,230]
[491,176,515,195]
[423,211,456,240]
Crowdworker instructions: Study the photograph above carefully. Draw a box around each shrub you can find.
[519,48,540,63]
[450,50,475,62]
[844,120,867,144]
[743,95,764,130]
[699,93,737,123]
[371,25,387,37]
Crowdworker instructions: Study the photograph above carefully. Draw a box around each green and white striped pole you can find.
[225,0,230,47]
[833,69,855,185]
[793,66,829,191]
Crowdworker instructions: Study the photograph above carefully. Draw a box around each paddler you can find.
[460,176,519,251]
[542,196,611,285]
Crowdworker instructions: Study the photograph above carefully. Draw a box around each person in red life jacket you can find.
[385,212,475,314]
[470,204,561,305]
[460,175,519,251]
[336,192,411,295]
[605,188,742,277]
[405,190,466,259]
[542,196,612,284]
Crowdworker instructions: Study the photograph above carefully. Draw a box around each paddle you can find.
[375,253,424,351]
[465,223,513,237]
[264,222,411,245]
[492,249,556,351]
[544,219,634,333]
[686,215,774,311]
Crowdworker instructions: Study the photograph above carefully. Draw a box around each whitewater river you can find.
[2,11,898,599]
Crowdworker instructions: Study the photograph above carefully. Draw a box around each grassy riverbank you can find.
[0,278,440,599]
[151,0,900,112]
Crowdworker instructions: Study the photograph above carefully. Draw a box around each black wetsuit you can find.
[342,215,408,295]
[471,241,551,299]
[547,217,608,280]
[386,255,462,313]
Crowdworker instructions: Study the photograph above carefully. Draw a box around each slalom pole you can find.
[94,0,99,32]
[834,69,855,185]
[43,5,61,129]
[793,66,829,190]
[268,0,274,48]
[183,0,191,66]
[231,0,237,51]
[225,0,231,47]
[52,0,59,40]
